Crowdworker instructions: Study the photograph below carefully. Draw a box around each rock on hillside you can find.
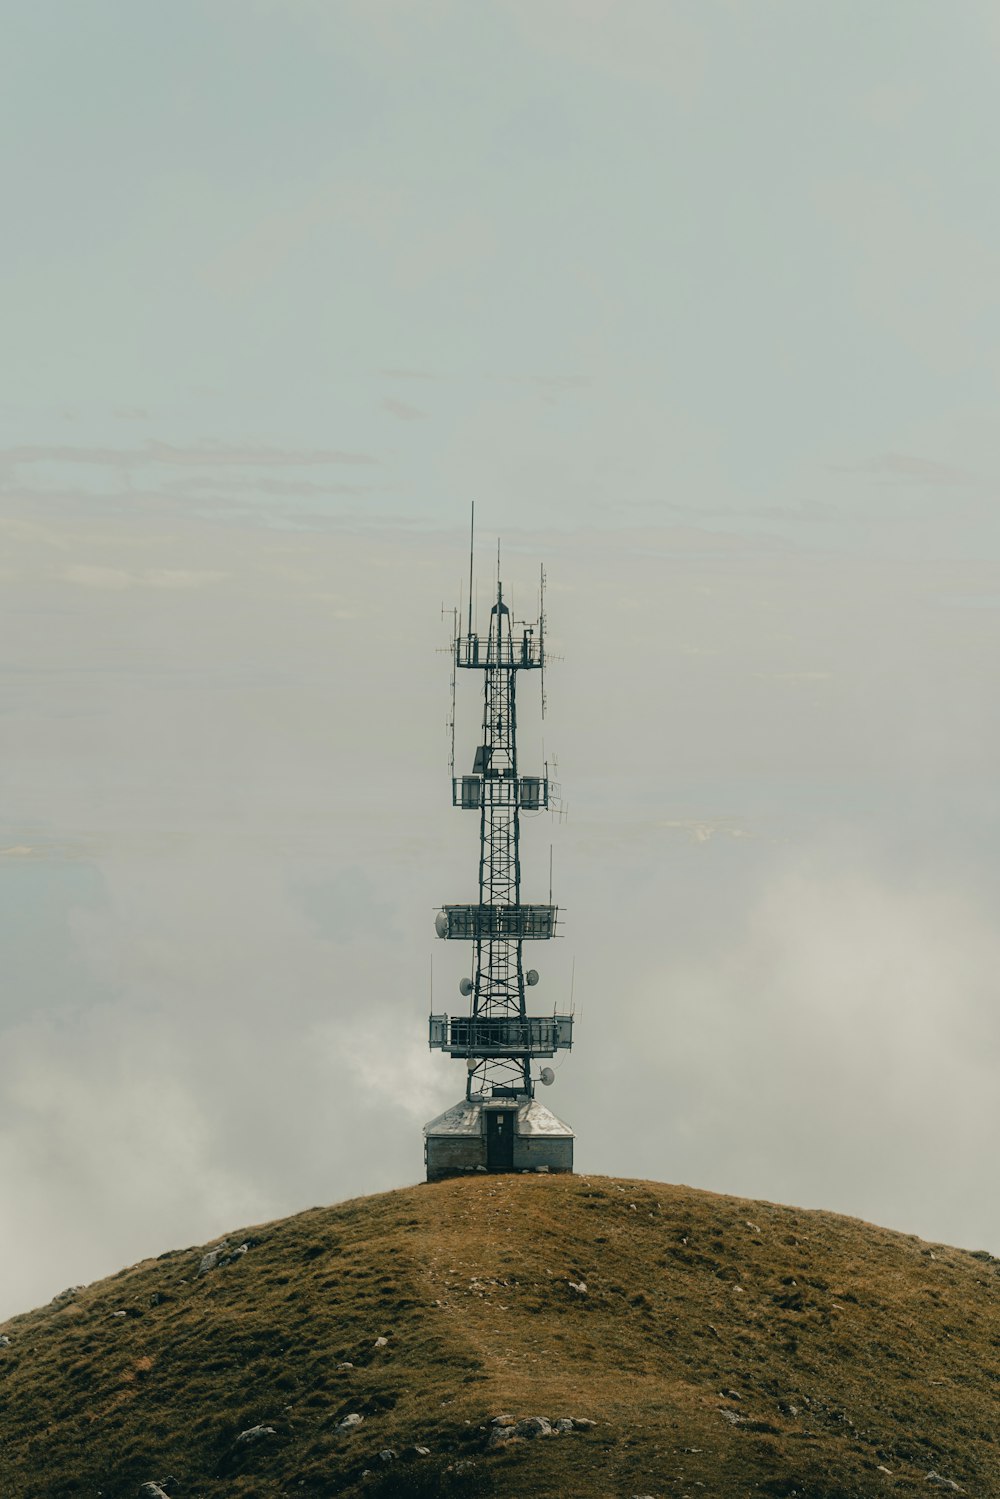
[1,1174,997,1497]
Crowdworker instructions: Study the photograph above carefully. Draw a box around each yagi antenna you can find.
[540,563,547,718]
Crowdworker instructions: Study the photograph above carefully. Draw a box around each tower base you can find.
[424,1095,574,1181]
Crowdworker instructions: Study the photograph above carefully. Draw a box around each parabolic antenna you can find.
[525,968,539,986]
[434,911,449,938]
[459,976,474,996]
[539,1067,555,1086]
[467,1057,478,1072]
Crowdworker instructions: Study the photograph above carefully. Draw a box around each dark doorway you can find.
[485,1109,516,1171]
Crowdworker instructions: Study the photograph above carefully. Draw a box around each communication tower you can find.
[424,518,575,1179]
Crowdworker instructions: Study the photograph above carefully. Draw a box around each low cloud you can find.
[1,441,375,470]
[382,397,426,421]
[831,452,980,486]
[60,566,229,591]
[597,852,1000,1254]
[658,818,751,844]
[379,367,439,381]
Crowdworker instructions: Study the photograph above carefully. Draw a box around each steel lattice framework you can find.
[429,566,572,1101]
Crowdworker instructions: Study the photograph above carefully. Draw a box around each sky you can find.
[4,0,1000,1319]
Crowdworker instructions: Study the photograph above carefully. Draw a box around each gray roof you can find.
[424,1096,574,1139]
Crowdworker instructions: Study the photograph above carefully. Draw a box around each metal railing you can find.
[437,903,557,940]
[456,633,543,670]
[452,775,549,810]
[429,1013,573,1056]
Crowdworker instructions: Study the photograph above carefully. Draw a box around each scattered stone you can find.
[925,1477,963,1492]
[567,1279,587,1295]
[138,1486,171,1499]
[373,1335,389,1348]
[535,1165,549,1173]
[51,1286,83,1306]
[196,1239,255,1277]
[485,1413,593,1449]
[401,1445,431,1460]
[236,1424,277,1445]
[197,1242,228,1275]
[513,1416,552,1439]
[377,1449,397,1464]
[721,1388,743,1400]
[111,1310,128,1319]
[877,1467,893,1475]
[337,1362,354,1371]
[337,1413,364,1432]
[0,1335,10,1348]
[719,1408,745,1426]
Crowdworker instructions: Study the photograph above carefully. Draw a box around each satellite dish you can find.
[539,1067,555,1086]
[434,911,449,938]
[525,969,539,986]
[467,1058,478,1072]
[459,977,474,996]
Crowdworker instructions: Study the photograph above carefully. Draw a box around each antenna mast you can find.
[424,525,575,1178]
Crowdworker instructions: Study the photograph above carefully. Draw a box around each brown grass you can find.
[1,1173,997,1497]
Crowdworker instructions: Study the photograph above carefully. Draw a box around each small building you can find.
[425,1096,574,1180]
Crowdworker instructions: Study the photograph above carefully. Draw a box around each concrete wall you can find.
[513,1135,573,1173]
[425,1135,485,1180]
[425,1129,573,1180]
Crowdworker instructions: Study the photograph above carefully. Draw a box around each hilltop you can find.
[1,1174,996,1498]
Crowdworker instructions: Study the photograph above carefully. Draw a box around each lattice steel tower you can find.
[424,526,575,1179]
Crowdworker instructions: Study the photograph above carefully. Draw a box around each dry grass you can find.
[2,1173,998,1497]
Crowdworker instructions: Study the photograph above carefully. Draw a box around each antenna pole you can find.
[539,563,547,719]
[467,502,475,640]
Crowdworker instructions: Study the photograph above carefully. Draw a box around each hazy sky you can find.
[4,1,1000,1319]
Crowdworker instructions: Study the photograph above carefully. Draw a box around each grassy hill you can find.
[1,1174,997,1498]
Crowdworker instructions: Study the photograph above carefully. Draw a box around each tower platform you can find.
[424,1095,574,1180]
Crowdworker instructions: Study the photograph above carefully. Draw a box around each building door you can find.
[485,1109,516,1171]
